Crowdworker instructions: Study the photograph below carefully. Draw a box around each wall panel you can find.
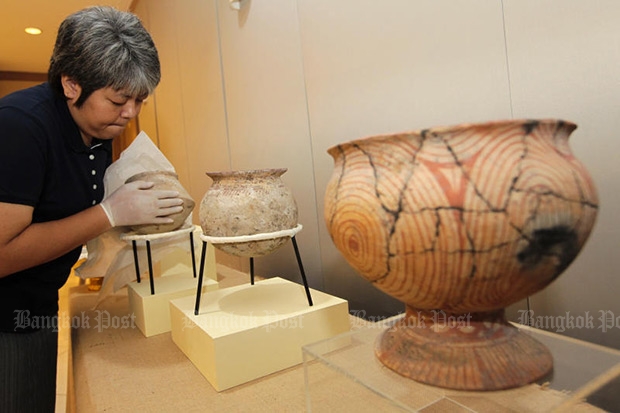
[503,0,620,348]
[297,0,512,315]
[175,0,230,205]
[142,0,190,188]
[216,0,323,287]
[0,79,42,98]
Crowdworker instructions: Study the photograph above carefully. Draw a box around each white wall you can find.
[133,0,240,269]
[298,0,512,316]
[502,0,620,349]
[215,0,323,286]
[134,0,620,348]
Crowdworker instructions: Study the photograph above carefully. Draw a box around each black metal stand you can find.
[146,240,155,295]
[189,231,197,279]
[194,241,208,315]
[194,235,313,315]
[132,240,141,284]
[250,257,255,285]
[291,236,313,306]
[130,229,197,295]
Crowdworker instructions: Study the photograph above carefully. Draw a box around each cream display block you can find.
[129,274,218,337]
[170,277,350,391]
[159,229,218,282]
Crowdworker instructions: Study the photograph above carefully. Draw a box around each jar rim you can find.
[206,168,287,180]
[327,118,576,155]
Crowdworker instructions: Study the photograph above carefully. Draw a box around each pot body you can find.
[324,119,599,390]
[200,168,298,257]
[325,119,598,313]
[125,171,195,235]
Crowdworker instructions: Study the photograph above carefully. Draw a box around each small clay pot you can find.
[125,171,195,235]
[199,168,298,257]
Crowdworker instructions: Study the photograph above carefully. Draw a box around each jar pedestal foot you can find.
[375,307,552,391]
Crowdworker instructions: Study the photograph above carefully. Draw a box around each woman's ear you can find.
[60,75,82,100]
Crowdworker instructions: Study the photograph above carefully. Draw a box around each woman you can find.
[0,7,181,411]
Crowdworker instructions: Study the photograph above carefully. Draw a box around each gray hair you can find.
[48,6,160,107]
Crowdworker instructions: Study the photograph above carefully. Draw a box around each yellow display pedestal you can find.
[128,274,219,337]
[170,277,350,391]
[127,230,218,338]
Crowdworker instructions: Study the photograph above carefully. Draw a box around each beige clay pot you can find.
[125,171,195,235]
[199,168,298,257]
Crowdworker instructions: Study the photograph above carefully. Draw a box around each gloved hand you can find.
[99,180,184,227]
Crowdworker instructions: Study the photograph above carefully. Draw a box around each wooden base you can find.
[375,308,553,391]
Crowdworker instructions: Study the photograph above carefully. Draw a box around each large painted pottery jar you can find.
[199,168,298,257]
[324,119,599,391]
[125,170,195,235]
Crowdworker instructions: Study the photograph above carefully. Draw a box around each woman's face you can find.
[62,76,146,146]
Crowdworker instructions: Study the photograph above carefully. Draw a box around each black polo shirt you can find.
[0,83,112,332]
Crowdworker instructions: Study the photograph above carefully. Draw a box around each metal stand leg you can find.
[194,241,208,316]
[146,240,155,295]
[132,240,141,283]
[291,236,313,306]
[190,231,197,278]
[250,257,255,285]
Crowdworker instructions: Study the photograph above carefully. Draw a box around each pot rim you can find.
[205,168,287,179]
[327,118,577,154]
[125,170,179,183]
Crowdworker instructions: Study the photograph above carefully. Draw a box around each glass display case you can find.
[303,316,620,412]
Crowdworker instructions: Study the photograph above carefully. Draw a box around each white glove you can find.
[99,180,184,227]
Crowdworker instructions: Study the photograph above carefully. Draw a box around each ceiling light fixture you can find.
[25,27,42,35]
